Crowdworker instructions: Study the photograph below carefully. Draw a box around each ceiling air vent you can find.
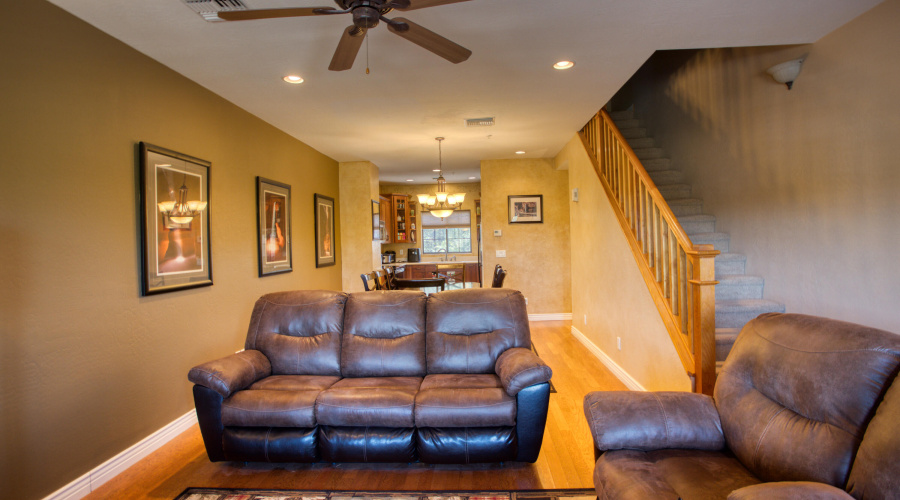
[183,0,248,22]
[465,117,495,127]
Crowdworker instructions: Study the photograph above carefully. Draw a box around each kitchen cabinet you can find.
[379,195,392,244]
[391,194,410,243]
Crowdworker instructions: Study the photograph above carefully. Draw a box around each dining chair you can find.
[491,265,507,288]
[360,272,376,291]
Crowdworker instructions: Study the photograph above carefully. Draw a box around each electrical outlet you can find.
[617,337,622,351]
[496,250,506,258]
[584,314,587,325]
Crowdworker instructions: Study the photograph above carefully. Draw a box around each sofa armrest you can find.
[583,391,724,452]
[188,349,271,398]
[495,347,553,396]
[728,482,855,500]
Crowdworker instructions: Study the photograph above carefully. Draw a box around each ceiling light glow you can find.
[406,179,415,182]
[283,75,304,84]
[553,60,575,70]
[515,150,526,155]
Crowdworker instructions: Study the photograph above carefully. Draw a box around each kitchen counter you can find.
[383,260,479,266]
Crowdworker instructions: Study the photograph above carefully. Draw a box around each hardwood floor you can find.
[85,321,627,499]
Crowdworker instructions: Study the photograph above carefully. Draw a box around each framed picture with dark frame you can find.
[314,193,336,268]
[256,177,292,277]
[508,194,543,224]
[372,200,381,241]
[138,142,212,295]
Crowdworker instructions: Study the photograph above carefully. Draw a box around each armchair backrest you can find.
[341,291,427,377]
[245,290,347,376]
[715,313,900,488]
[425,288,531,374]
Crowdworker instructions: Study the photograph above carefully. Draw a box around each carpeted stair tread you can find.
[632,147,665,160]
[689,232,730,252]
[716,327,741,362]
[620,127,648,139]
[717,275,764,300]
[642,158,671,171]
[716,299,786,328]
[657,184,692,200]
[715,253,747,277]
[668,198,704,216]
[608,109,634,121]
[614,118,641,129]
[677,214,716,235]
[628,137,656,149]
[648,169,684,185]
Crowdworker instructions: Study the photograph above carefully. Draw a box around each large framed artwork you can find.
[508,194,543,224]
[314,193,336,268]
[256,177,292,277]
[138,142,212,295]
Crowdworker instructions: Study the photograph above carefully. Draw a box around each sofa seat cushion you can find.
[595,449,761,500]
[415,374,516,427]
[249,375,341,392]
[316,377,421,427]
[222,389,319,427]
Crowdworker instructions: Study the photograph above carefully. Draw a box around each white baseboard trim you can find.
[43,409,198,500]
[528,313,573,321]
[570,326,646,392]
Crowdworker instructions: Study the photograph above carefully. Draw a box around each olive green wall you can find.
[0,1,341,498]
[623,0,900,335]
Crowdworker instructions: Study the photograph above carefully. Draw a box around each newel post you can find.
[690,244,719,395]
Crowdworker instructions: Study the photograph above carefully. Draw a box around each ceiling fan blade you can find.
[217,7,341,21]
[387,18,471,63]
[329,26,366,71]
[395,0,472,11]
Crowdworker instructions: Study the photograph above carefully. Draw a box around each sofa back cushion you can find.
[341,291,427,377]
[244,290,347,376]
[425,288,531,374]
[715,313,900,488]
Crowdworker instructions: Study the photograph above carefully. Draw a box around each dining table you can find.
[392,277,446,292]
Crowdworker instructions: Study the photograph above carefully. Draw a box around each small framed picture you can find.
[138,142,212,295]
[257,177,292,277]
[315,193,336,268]
[508,194,543,224]
[372,200,381,241]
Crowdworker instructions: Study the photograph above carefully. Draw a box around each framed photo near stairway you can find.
[138,142,212,296]
[256,177,292,277]
[314,193,336,268]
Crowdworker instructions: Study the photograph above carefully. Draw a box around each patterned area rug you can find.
[175,489,596,500]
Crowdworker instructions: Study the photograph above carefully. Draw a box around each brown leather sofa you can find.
[188,288,552,464]
[583,313,900,499]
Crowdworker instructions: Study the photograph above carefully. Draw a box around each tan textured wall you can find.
[559,137,691,391]
[480,159,571,315]
[627,0,900,334]
[0,2,340,498]
[380,182,481,263]
[340,161,381,292]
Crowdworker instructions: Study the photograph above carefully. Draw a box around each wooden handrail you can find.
[579,109,719,394]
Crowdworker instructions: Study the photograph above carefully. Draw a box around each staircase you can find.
[609,108,785,364]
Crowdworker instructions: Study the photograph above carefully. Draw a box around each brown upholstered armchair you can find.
[583,313,900,500]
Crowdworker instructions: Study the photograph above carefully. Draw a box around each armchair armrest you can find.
[188,349,271,398]
[583,391,724,452]
[728,482,855,500]
[495,347,553,396]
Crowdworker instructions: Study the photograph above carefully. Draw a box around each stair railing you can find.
[579,109,719,394]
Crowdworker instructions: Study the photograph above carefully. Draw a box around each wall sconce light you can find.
[767,56,805,90]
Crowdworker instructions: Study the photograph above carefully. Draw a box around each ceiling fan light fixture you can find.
[282,75,304,84]
[553,60,575,70]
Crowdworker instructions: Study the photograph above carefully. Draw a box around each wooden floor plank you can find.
[84,320,627,498]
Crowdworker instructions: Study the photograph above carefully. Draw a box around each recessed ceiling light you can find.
[515,150,526,155]
[433,169,441,172]
[406,179,415,182]
[283,75,304,84]
[553,60,575,70]
[468,176,476,180]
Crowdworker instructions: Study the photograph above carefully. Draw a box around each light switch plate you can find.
[493,229,502,237]
[496,250,506,258]
[572,188,579,202]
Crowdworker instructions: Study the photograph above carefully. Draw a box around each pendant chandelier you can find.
[158,173,207,224]
[417,137,465,219]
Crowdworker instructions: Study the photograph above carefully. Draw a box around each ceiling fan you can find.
[217,0,473,71]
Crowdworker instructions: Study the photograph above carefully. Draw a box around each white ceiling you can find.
[47,0,879,184]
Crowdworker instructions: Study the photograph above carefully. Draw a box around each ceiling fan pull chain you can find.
[365,31,370,74]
